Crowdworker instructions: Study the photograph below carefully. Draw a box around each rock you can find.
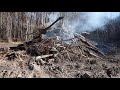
[75,73,81,78]
[0,48,5,52]
[28,64,34,70]
[50,47,58,54]
[102,64,108,70]
[106,68,112,77]
[33,64,41,71]
[6,53,17,61]
[50,47,58,52]
[90,60,96,64]
[81,73,91,78]
[75,64,80,69]
[35,59,46,66]
[17,74,22,78]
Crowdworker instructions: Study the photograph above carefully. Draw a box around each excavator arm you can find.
[24,16,64,36]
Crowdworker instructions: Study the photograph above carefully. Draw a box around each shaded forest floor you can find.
[0,42,23,48]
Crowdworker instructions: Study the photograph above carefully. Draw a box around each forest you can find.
[0,12,120,78]
[0,12,51,42]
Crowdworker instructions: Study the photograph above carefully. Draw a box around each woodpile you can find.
[8,30,105,62]
[8,17,105,62]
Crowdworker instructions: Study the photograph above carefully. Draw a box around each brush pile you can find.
[0,32,120,78]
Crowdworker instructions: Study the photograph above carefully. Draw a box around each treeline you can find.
[0,12,53,42]
[0,12,81,42]
[89,16,120,44]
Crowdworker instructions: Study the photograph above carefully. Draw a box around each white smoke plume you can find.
[48,12,120,39]
[76,12,120,32]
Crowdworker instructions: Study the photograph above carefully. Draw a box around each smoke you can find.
[48,12,120,39]
[76,12,120,32]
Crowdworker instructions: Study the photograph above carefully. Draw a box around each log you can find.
[6,53,17,61]
[84,45,105,56]
[10,44,26,51]
[75,34,105,56]
[78,34,97,49]
[36,54,54,60]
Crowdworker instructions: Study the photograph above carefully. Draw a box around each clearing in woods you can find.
[0,42,23,48]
